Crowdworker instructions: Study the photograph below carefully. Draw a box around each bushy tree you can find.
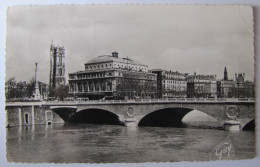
[25,77,35,98]
[53,84,69,101]
[5,77,17,98]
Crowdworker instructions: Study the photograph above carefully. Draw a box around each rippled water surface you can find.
[6,124,255,163]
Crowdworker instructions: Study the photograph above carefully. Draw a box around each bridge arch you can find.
[242,119,255,131]
[69,108,124,125]
[138,107,194,127]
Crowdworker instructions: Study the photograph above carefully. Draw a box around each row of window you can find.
[86,63,112,70]
[69,72,114,79]
[164,85,186,89]
[85,63,147,71]
[163,80,186,84]
[70,72,156,80]
[70,83,113,92]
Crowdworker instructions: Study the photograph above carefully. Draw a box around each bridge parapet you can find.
[40,98,255,106]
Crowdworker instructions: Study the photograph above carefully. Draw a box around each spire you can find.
[224,66,228,81]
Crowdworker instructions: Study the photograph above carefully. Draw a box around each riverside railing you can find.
[44,98,255,105]
[6,98,255,106]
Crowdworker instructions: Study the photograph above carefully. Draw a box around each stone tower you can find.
[224,66,228,81]
[49,43,66,90]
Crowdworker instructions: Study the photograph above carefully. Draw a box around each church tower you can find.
[49,42,66,91]
[224,66,228,81]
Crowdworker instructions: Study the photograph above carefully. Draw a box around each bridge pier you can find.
[223,120,241,131]
[124,118,137,127]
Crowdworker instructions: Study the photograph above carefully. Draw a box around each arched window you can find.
[107,83,112,91]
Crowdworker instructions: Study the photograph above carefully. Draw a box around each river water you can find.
[6,123,255,163]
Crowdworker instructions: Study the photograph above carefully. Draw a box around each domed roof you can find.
[85,54,147,67]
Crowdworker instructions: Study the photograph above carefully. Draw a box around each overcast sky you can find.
[5,5,254,83]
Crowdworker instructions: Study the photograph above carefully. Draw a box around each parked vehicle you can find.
[76,97,89,101]
[102,96,114,100]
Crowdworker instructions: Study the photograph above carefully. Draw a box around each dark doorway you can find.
[24,113,29,125]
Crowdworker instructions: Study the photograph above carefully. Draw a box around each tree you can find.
[5,77,17,98]
[54,84,69,101]
[25,77,35,98]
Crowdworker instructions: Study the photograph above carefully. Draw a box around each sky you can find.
[5,5,255,83]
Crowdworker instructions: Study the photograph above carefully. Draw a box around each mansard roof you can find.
[85,55,147,67]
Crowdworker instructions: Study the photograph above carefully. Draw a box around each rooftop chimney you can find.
[112,51,119,58]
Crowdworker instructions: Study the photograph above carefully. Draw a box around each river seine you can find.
[6,123,255,163]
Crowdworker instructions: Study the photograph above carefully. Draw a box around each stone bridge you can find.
[46,98,255,129]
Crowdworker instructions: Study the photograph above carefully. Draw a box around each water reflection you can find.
[6,123,255,163]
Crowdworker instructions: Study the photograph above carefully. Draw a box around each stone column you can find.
[99,82,101,92]
[76,83,78,92]
[87,82,89,92]
[82,83,85,92]
[73,83,76,93]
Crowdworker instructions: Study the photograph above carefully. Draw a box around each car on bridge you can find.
[76,97,89,101]
[102,96,114,100]
[64,97,75,101]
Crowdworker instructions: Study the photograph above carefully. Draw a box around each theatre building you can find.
[68,52,157,100]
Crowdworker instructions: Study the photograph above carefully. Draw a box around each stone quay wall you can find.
[6,103,64,127]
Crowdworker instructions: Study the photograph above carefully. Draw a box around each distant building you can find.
[217,67,236,98]
[187,73,217,98]
[68,52,157,100]
[150,69,187,98]
[217,80,235,98]
[234,73,254,98]
[217,67,255,98]
[49,43,66,90]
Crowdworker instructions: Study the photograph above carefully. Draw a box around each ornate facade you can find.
[150,69,187,98]
[68,52,157,100]
[187,73,217,98]
[49,43,66,89]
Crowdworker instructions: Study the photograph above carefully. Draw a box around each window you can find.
[24,113,29,125]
